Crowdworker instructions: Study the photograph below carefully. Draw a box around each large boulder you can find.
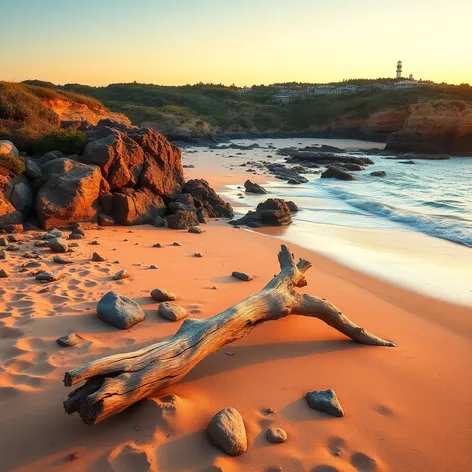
[0,140,19,156]
[182,179,233,218]
[82,132,145,190]
[167,210,200,229]
[10,180,33,214]
[36,158,102,229]
[113,188,166,225]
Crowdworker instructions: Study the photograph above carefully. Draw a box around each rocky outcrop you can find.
[182,179,234,218]
[113,188,166,225]
[230,198,293,227]
[244,180,267,194]
[35,159,102,229]
[321,166,357,181]
[386,100,472,153]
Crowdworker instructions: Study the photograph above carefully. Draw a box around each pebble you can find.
[158,302,188,321]
[266,427,288,444]
[53,255,72,264]
[232,271,253,281]
[172,242,182,246]
[113,269,130,281]
[91,252,106,262]
[194,252,203,258]
[56,333,83,347]
[153,243,162,248]
[0,269,9,278]
[188,226,203,234]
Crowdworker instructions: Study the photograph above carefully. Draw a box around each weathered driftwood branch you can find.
[63,245,395,425]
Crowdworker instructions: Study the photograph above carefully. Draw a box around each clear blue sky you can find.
[1,0,470,86]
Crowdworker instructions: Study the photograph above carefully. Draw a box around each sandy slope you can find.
[0,221,470,472]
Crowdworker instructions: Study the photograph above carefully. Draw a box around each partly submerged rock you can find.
[320,166,356,181]
[244,179,268,194]
[371,171,387,177]
[97,291,145,329]
[207,408,248,456]
[305,389,344,417]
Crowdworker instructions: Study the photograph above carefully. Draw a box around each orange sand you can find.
[0,221,470,472]
[1,148,471,471]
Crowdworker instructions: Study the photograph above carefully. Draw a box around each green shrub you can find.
[34,128,87,155]
[0,153,25,176]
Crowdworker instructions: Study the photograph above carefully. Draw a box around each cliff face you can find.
[44,99,131,127]
[386,100,472,153]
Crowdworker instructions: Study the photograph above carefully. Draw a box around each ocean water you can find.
[211,138,472,306]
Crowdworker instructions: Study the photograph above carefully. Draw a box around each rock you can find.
[0,269,9,278]
[167,193,196,214]
[206,408,248,456]
[158,302,188,321]
[305,389,344,417]
[35,271,62,282]
[0,140,19,156]
[36,150,64,166]
[68,233,83,240]
[320,167,356,181]
[153,242,162,248]
[370,171,387,177]
[43,229,63,240]
[0,250,8,259]
[1,223,23,234]
[0,237,8,246]
[6,244,19,251]
[151,288,177,302]
[0,194,23,227]
[152,215,165,227]
[266,427,288,444]
[167,210,200,230]
[48,238,69,253]
[188,226,203,234]
[98,214,115,226]
[10,180,33,215]
[338,163,365,171]
[56,333,83,347]
[53,255,72,264]
[35,159,102,229]
[92,252,106,262]
[257,199,292,226]
[172,242,182,246]
[113,188,165,225]
[113,269,130,280]
[194,252,203,258]
[182,179,233,218]
[244,179,268,194]
[196,207,209,224]
[97,291,145,329]
[232,271,253,281]
[286,201,299,212]
[398,160,416,164]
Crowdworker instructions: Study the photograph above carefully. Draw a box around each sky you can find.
[0,0,471,87]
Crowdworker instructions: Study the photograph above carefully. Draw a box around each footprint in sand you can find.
[351,452,378,472]
[108,443,154,472]
[327,436,347,457]
[376,404,394,416]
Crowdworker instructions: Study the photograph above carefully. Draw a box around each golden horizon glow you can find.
[0,0,471,87]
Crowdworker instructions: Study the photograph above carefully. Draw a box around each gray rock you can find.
[266,427,288,444]
[24,159,43,180]
[53,255,72,264]
[320,167,356,181]
[35,271,62,282]
[158,302,188,321]
[196,207,209,224]
[244,179,268,194]
[92,252,106,262]
[305,389,344,417]
[6,244,20,251]
[152,215,165,227]
[97,291,145,329]
[56,333,83,347]
[113,269,130,280]
[151,288,177,302]
[206,408,248,456]
[371,171,387,177]
[167,210,200,230]
[286,201,299,212]
[10,181,33,215]
[48,238,69,253]
[188,226,203,234]
[232,271,253,281]
[0,269,9,278]
[43,229,63,240]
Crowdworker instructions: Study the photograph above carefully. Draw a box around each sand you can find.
[0,151,471,472]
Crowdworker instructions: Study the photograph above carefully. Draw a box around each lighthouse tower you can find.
[396,60,403,79]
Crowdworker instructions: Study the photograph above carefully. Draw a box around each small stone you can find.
[68,452,79,461]
[92,252,106,262]
[232,271,253,281]
[149,265,158,270]
[98,214,115,226]
[153,243,162,248]
[211,286,217,290]
[53,255,72,264]
[266,427,288,444]
[56,333,83,347]
[172,242,182,246]
[90,240,100,245]
[194,252,203,258]
[188,226,203,234]
[305,389,344,417]
[0,269,9,278]
[35,271,61,283]
[97,291,145,329]
[0,237,9,246]
[207,408,248,456]
[68,233,83,240]
[6,244,20,252]
[7,234,19,242]
[69,242,79,248]
[113,269,130,281]
[151,288,177,302]
[225,352,235,356]
[0,250,9,260]
[48,238,69,253]
[265,408,276,415]
[71,228,85,237]
[42,230,62,240]
[158,302,188,321]
[38,287,50,294]
[23,252,40,259]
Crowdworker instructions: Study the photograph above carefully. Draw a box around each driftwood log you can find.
[64,245,395,425]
